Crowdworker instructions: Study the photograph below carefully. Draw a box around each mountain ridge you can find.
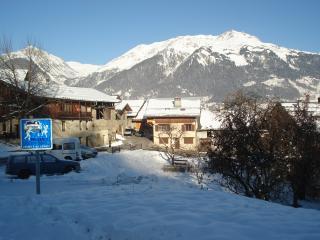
[3,30,320,102]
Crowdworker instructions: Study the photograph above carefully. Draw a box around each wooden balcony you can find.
[49,111,93,120]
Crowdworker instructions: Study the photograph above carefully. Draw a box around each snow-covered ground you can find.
[0,146,319,240]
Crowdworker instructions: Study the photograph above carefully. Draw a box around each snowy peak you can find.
[66,61,101,77]
[216,30,261,43]
[97,30,306,73]
[6,47,102,85]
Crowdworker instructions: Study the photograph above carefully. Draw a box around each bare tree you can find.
[0,37,54,120]
[158,125,184,165]
[190,149,209,189]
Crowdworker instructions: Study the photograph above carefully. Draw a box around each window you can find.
[52,144,62,150]
[63,103,73,112]
[96,109,104,119]
[63,142,75,150]
[42,154,56,163]
[27,155,37,163]
[105,108,111,120]
[12,156,26,163]
[81,105,86,112]
[159,137,169,144]
[2,122,6,132]
[155,124,170,132]
[62,121,66,132]
[182,124,194,132]
[184,137,194,144]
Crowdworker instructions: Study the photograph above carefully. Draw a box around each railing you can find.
[52,112,93,120]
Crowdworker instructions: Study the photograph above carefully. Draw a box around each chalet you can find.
[114,101,132,135]
[0,80,24,138]
[197,109,224,151]
[115,100,146,131]
[281,98,320,130]
[139,97,201,150]
[0,80,122,147]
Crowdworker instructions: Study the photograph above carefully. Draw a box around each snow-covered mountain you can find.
[77,30,320,101]
[66,61,101,77]
[2,30,319,101]
[0,47,101,86]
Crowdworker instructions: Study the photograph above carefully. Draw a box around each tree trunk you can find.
[292,192,300,208]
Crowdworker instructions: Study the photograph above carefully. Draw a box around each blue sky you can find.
[1,0,319,64]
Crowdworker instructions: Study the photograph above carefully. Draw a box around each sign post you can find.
[20,119,53,195]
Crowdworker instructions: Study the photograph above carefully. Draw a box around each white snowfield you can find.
[0,149,319,240]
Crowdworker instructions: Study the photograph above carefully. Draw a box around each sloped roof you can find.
[281,102,320,116]
[143,97,201,118]
[50,86,119,103]
[0,69,119,103]
[200,109,224,130]
[115,102,132,112]
[116,100,146,117]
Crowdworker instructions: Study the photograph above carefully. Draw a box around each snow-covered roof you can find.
[50,86,119,103]
[143,97,201,118]
[200,109,224,130]
[115,102,132,112]
[0,69,118,103]
[281,102,320,116]
[116,100,145,117]
[134,99,149,120]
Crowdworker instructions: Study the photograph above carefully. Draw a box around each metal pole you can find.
[36,151,41,194]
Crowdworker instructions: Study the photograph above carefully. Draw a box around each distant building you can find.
[0,79,124,147]
[136,97,201,150]
[115,99,146,131]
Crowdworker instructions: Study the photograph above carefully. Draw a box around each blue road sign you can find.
[20,119,53,150]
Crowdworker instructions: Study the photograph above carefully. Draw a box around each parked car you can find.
[6,153,80,179]
[134,131,144,137]
[47,137,82,161]
[80,145,98,159]
[124,128,135,136]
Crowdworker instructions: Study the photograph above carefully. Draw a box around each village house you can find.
[114,101,132,135]
[197,108,224,151]
[0,79,123,147]
[138,97,201,150]
[115,99,146,131]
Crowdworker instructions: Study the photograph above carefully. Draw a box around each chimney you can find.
[174,97,181,108]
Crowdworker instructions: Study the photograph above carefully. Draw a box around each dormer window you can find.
[174,97,181,108]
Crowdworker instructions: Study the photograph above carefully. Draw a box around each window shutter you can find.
[155,125,158,132]
[182,125,185,132]
[191,124,195,131]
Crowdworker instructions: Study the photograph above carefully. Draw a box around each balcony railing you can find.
[51,111,93,120]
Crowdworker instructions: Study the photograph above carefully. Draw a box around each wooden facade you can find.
[43,101,93,120]
[0,80,122,146]
[0,81,21,119]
